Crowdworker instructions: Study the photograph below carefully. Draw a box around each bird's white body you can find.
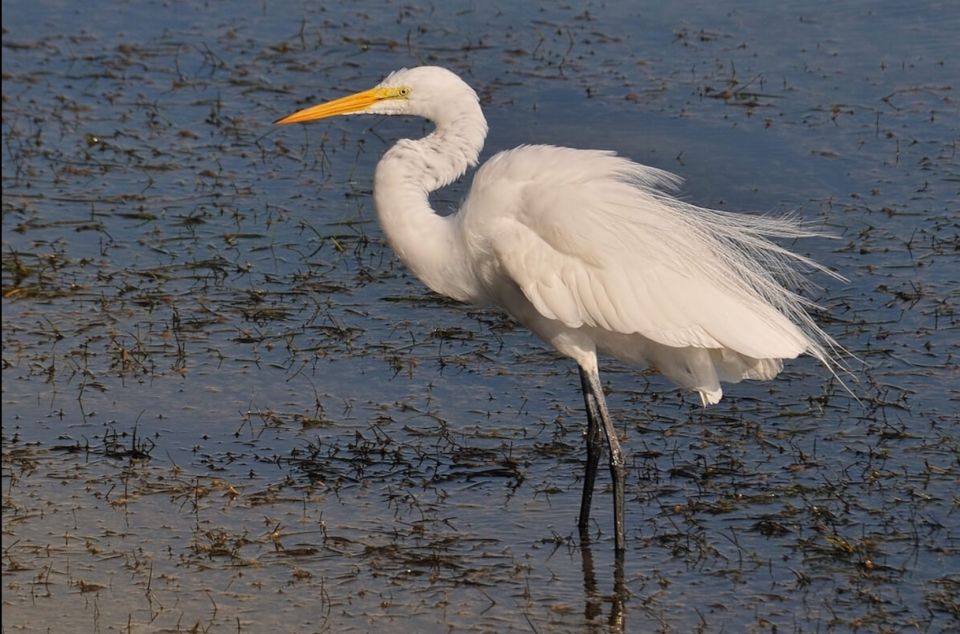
[364,69,838,405]
[278,66,843,549]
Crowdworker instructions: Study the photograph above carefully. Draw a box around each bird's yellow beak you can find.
[275,86,398,125]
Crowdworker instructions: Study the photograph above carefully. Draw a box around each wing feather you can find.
[465,145,842,367]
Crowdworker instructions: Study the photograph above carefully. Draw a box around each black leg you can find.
[578,366,604,534]
[610,548,627,629]
[580,364,626,551]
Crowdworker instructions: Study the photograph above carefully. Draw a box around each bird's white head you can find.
[275,66,482,127]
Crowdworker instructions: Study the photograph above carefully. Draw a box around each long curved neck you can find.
[373,105,487,302]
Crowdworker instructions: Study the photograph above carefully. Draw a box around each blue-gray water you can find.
[2,1,957,632]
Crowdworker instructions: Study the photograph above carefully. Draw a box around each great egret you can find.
[276,66,844,551]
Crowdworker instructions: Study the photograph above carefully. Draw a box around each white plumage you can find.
[277,66,844,551]
[462,145,840,405]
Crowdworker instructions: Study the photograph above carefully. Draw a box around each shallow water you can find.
[2,1,958,632]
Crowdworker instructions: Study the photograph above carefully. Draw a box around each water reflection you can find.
[580,531,628,632]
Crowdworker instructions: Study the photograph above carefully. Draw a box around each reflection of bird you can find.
[277,66,844,551]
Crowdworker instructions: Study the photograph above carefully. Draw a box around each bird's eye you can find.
[397,87,410,97]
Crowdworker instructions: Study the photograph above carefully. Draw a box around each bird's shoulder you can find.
[463,145,680,228]
[464,145,683,247]
[471,144,668,190]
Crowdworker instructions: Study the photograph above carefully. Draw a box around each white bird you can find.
[276,66,844,551]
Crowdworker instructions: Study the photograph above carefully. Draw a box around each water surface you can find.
[3,1,958,632]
